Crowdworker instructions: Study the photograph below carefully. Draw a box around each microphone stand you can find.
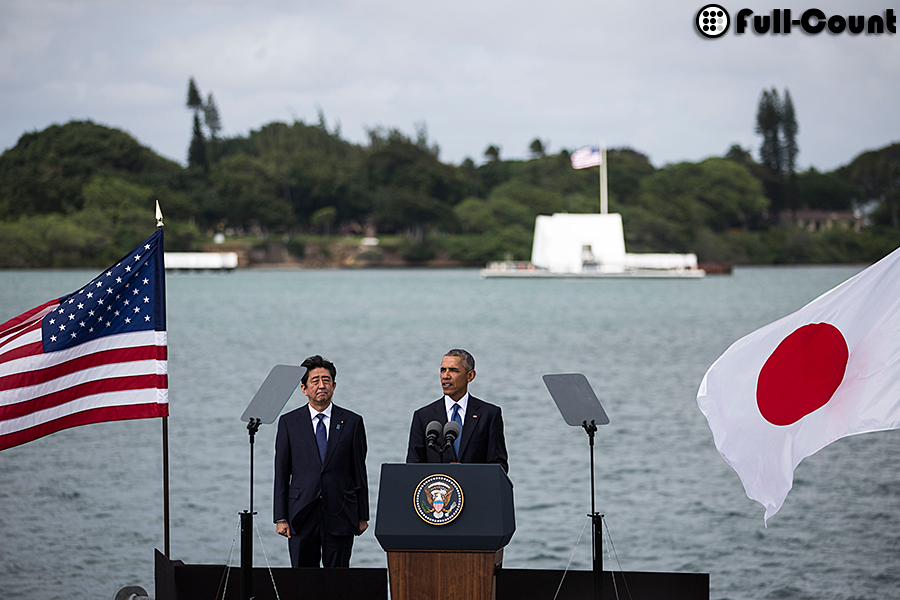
[441,436,456,457]
[427,437,445,461]
[582,419,603,600]
[426,435,459,461]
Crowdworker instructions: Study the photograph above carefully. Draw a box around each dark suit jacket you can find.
[406,396,509,473]
[273,404,369,537]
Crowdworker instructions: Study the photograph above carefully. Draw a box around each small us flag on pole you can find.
[0,229,167,451]
[571,146,603,169]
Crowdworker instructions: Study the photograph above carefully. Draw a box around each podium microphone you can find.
[425,421,443,450]
[442,421,461,454]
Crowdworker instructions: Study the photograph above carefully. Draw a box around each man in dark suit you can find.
[406,349,509,473]
[273,355,369,568]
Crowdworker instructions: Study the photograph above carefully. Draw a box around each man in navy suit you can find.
[406,349,509,473]
[273,355,369,568]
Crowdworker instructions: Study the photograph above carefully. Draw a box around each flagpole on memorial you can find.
[156,200,171,558]
[599,143,608,215]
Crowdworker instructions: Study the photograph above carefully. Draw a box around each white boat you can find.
[164,252,239,271]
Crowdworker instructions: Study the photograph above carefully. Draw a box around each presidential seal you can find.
[413,474,464,525]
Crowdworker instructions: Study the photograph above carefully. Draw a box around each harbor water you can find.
[1,266,898,599]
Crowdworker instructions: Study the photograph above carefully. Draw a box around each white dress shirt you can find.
[308,403,332,440]
[444,393,469,423]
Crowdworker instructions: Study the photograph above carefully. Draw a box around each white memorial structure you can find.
[482,145,705,279]
[482,213,704,278]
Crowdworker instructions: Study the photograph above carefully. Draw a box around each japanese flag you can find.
[697,247,900,523]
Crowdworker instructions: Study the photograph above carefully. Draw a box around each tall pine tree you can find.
[186,77,203,114]
[756,87,800,215]
[756,88,783,175]
[187,113,207,170]
[204,93,222,140]
[780,90,798,177]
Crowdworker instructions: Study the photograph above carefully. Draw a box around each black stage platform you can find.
[155,550,709,600]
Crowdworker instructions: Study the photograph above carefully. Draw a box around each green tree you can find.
[631,158,769,254]
[756,88,782,175]
[364,126,464,233]
[188,114,208,170]
[529,138,546,158]
[795,168,858,211]
[755,87,800,214]
[725,144,754,166]
[0,120,184,220]
[204,93,222,140]
[311,206,338,237]
[781,90,798,176]
[484,145,501,162]
[837,143,900,228]
[209,154,293,229]
[203,93,222,165]
[186,77,203,113]
[605,148,656,207]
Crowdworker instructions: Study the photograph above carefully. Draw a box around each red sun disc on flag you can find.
[756,323,848,426]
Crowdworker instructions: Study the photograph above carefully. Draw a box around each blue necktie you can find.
[315,413,327,464]
[451,403,462,457]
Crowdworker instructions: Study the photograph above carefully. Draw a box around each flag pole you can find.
[156,200,171,558]
[599,144,608,215]
[163,417,170,557]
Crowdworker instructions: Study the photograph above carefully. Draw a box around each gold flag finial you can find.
[155,200,164,228]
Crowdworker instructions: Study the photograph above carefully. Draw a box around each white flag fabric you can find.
[697,247,900,523]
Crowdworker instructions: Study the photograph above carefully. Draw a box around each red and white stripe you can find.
[571,146,602,169]
[0,301,167,451]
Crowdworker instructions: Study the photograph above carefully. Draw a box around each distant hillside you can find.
[1,120,898,268]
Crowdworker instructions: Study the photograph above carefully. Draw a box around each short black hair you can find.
[300,355,336,385]
[445,349,474,372]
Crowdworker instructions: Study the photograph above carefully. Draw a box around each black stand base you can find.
[240,511,254,600]
[591,512,603,600]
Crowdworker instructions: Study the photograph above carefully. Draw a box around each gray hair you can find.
[445,349,475,372]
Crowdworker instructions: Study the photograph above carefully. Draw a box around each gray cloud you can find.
[1,0,897,170]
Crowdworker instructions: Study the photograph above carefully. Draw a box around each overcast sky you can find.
[1,0,898,170]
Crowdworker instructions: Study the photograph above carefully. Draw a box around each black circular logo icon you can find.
[696,4,730,38]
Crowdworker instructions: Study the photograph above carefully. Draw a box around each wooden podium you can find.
[387,549,503,600]
[374,464,515,600]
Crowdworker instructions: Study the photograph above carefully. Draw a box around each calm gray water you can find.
[1,266,899,600]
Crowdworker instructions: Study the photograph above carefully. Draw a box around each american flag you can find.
[0,229,168,451]
[571,146,603,169]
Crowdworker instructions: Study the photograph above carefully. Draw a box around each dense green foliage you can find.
[1,117,899,268]
[0,121,199,267]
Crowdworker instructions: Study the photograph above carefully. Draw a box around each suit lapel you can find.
[294,407,321,465]
[323,405,345,467]
[457,396,481,458]
[431,399,448,424]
